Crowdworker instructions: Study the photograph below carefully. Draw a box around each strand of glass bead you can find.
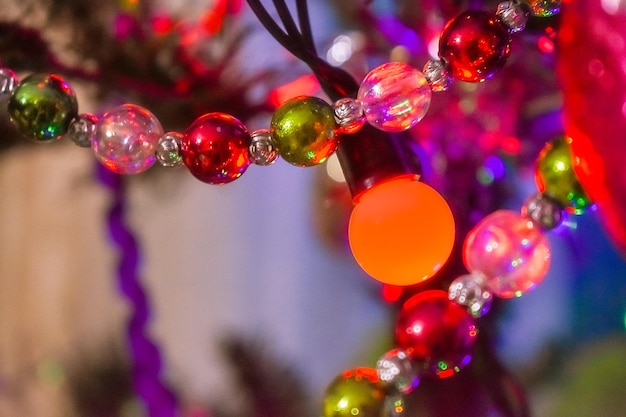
[1,1,554,183]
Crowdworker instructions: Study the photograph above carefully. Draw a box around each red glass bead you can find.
[395,290,478,378]
[181,113,251,184]
[438,11,511,82]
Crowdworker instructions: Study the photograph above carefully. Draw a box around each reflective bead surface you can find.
[323,368,386,417]
[333,97,365,134]
[0,68,17,98]
[439,11,511,82]
[496,1,530,33]
[423,59,452,92]
[8,73,78,142]
[94,104,164,174]
[66,113,98,148]
[463,210,551,298]
[395,290,478,378]
[156,132,183,167]
[523,0,561,17]
[358,62,431,132]
[182,113,251,184]
[522,192,564,230]
[248,129,278,166]
[535,137,593,214]
[271,96,338,167]
[376,349,419,394]
[448,273,493,317]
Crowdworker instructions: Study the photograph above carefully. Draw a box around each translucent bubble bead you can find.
[463,210,551,298]
[94,104,164,174]
[448,273,493,317]
[357,62,431,132]
[376,349,419,394]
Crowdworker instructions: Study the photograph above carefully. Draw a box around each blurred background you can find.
[0,0,624,416]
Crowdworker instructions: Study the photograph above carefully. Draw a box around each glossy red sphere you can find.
[181,113,251,184]
[439,11,511,82]
[395,290,478,378]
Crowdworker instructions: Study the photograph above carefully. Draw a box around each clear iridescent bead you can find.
[448,273,493,317]
[249,129,278,166]
[423,59,452,92]
[522,192,564,231]
[376,349,419,394]
[0,68,18,99]
[66,113,98,148]
[496,1,530,33]
[358,62,431,132]
[156,132,183,167]
[523,0,561,17]
[333,97,365,134]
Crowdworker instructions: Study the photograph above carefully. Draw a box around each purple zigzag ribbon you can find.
[97,164,179,417]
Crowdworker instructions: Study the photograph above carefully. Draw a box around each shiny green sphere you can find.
[535,137,593,214]
[322,368,386,417]
[8,73,78,142]
[270,96,338,167]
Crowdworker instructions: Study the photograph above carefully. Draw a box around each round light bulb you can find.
[348,176,455,286]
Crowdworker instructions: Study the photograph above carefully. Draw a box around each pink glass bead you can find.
[463,210,551,298]
[357,62,431,132]
[181,112,251,184]
[94,104,164,174]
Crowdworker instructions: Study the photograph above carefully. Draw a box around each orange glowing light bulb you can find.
[348,176,455,286]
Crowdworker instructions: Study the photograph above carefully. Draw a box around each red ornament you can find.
[439,11,511,82]
[558,0,626,255]
[395,290,478,378]
[181,113,251,184]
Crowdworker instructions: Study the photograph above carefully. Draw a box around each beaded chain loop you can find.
[0,0,595,415]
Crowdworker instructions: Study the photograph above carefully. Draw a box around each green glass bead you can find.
[322,368,386,417]
[8,74,78,142]
[535,137,593,214]
[270,96,338,167]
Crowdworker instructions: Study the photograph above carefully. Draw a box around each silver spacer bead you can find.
[156,132,183,167]
[521,192,564,230]
[0,68,18,99]
[333,97,365,134]
[423,59,452,92]
[66,113,98,148]
[376,349,420,394]
[449,273,493,317]
[496,1,531,33]
[249,129,278,166]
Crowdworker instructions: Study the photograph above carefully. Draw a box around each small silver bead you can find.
[249,129,278,166]
[0,68,18,99]
[449,273,493,317]
[66,113,98,148]
[423,59,452,92]
[333,97,365,134]
[522,192,564,230]
[156,132,183,167]
[496,1,530,33]
[376,349,419,394]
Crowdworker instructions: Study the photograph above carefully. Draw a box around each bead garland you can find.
[0,0,593,415]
